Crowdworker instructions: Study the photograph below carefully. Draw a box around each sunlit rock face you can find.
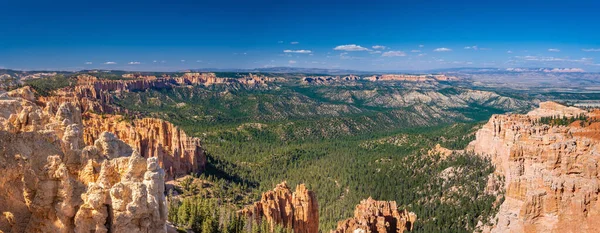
[331,197,417,233]
[0,87,167,233]
[240,181,320,233]
[469,101,600,233]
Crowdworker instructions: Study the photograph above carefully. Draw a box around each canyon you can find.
[468,102,600,233]
[6,70,600,233]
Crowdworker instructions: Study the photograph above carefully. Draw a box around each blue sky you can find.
[2,0,600,71]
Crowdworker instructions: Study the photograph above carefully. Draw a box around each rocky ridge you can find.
[240,182,417,233]
[468,101,600,233]
[331,198,417,233]
[0,87,167,233]
[365,74,457,82]
[240,182,319,233]
[82,114,206,179]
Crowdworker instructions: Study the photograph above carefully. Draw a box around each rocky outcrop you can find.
[82,114,206,180]
[468,102,600,233]
[27,77,207,180]
[0,87,167,233]
[240,182,319,233]
[331,197,417,233]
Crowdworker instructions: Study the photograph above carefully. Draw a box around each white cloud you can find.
[153,60,157,63]
[283,49,312,54]
[288,60,297,64]
[582,48,600,52]
[290,41,299,44]
[334,44,370,51]
[369,51,382,54]
[548,48,560,52]
[278,41,284,44]
[181,60,186,62]
[382,51,406,57]
[372,45,387,50]
[543,68,584,73]
[418,45,424,48]
[84,62,92,65]
[464,46,478,50]
[128,61,141,65]
[433,48,452,52]
[196,60,203,62]
[410,50,421,53]
[507,50,513,54]
[104,62,116,65]
[418,53,426,57]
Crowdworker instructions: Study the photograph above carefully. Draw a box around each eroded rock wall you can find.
[331,198,416,233]
[468,102,600,233]
[82,115,205,180]
[240,182,319,233]
[0,87,167,233]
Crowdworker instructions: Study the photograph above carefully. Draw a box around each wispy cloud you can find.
[334,44,370,51]
[153,60,158,63]
[104,61,116,65]
[277,41,284,44]
[288,60,297,64]
[196,60,203,63]
[128,61,141,65]
[410,50,421,53]
[290,41,299,44]
[419,45,424,48]
[464,46,478,50]
[582,48,600,52]
[433,48,452,52]
[372,45,387,50]
[370,51,382,54]
[283,49,312,54]
[382,51,406,57]
[548,48,560,52]
[507,50,513,54]
[84,62,92,65]
[181,60,186,62]
[544,68,584,73]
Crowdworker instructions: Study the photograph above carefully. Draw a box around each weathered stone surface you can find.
[468,101,600,233]
[331,197,417,233]
[240,181,319,233]
[82,115,206,180]
[0,87,167,233]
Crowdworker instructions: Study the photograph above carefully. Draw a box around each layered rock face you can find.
[468,102,600,233]
[240,182,319,233]
[0,87,167,233]
[331,198,417,233]
[30,75,207,180]
[82,115,206,179]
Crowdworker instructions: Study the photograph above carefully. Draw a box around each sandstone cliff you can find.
[240,182,319,233]
[331,197,417,233]
[0,87,167,233]
[468,101,600,233]
[31,76,207,180]
[82,114,206,179]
